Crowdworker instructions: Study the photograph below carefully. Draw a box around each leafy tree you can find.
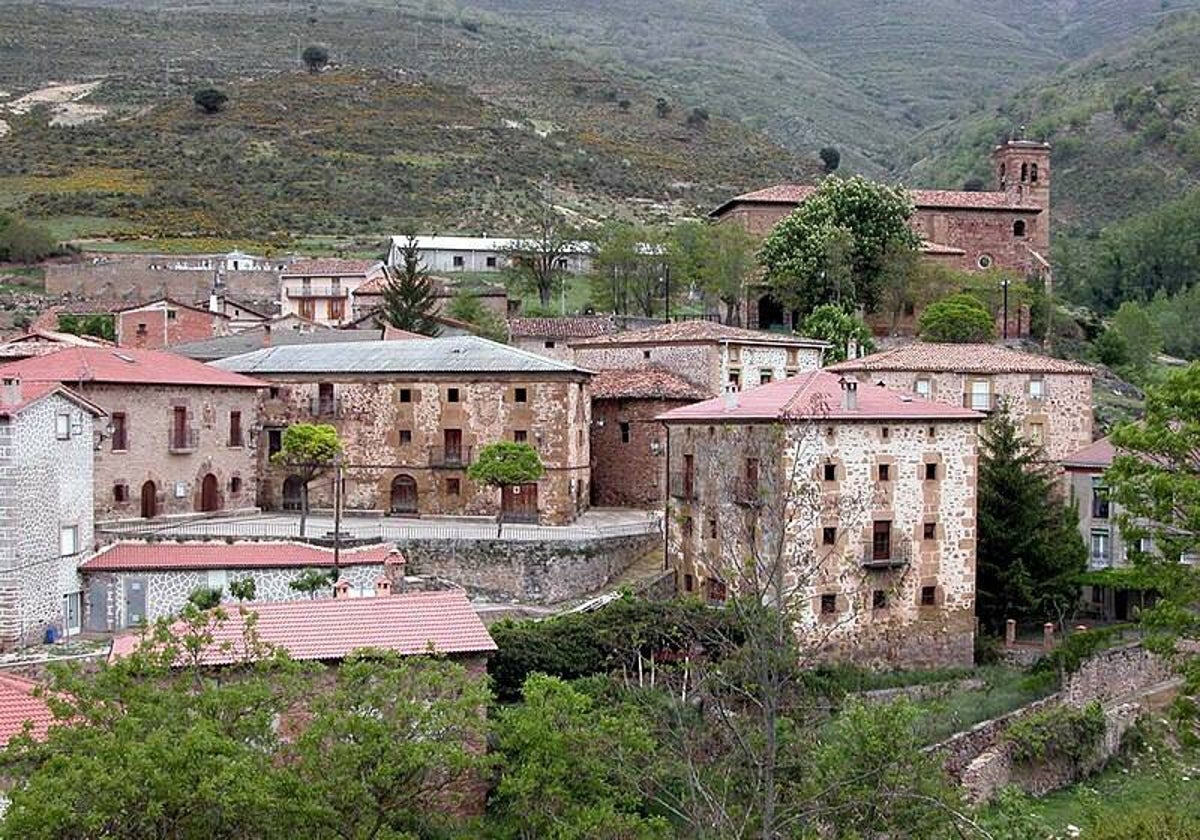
[591,221,666,317]
[447,291,507,342]
[56,312,115,342]
[380,235,441,336]
[192,87,228,114]
[1094,327,1131,368]
[918,292,996,342]
[504,201,579,307]
[879,236,921,335]
[270,423,341,537]
[302,44,329,73]
[976,405,1088,631]
[1108,300,1163,377]
[1144,284,1200,360]
[289,568,336,598]
[759,175,920,316]
[187,585,222,610]
[466,441,544,535]
[666,221,757,325]
[228,577,256,602]
[818,145,841,173]
[0,214,56,264]
[491,674,668,840]
[799,304,874,363]
[1106,362,1200,691]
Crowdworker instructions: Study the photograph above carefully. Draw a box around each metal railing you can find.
[309,396,342,418]
[429,446,471,468]
[287,285,348,298]
[668,471,696,500]
[962,393,1000,412]
[167,427,199,453]
[861,540,912,570]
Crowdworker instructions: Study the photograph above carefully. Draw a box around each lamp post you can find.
[1001,278,1011,341]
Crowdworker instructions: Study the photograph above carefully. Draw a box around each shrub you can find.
[193,87,228,114]
[1033,624,1131,679]
[918,293,995,342]
[1005,701,1106,764]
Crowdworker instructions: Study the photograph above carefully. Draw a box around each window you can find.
[317,383,335,416]
[544,341,556,349]
[399,429,412,445]
[1090,531,1110,564]
[299,299,316,320]
[110,412,128,450]
[822,526,837,546]
[728,369,741,390]
[1013,219,1026,238]
[881,426,890,440]
[820,593,837,615]
[171,406,190,450]
[514,387,527,403]
[207,569,228,591]
[728,345,741,363]
[59,525,79,557]
[968,379,992,411]
[228,411,243,446]
[136,322,148,336]
[447,387,460,403]
[977,254,993,270]
[1029,422,1045,445]
[446,477,461,496]
[760,371,773,385]
[63,592,82,635]
[486,256,497,268]
[1029,377,1045,399]
[923,521,937,541]
[1091,480,1110,520]
[1030,163,1039,183]
[872,520,892,561]
[707,518,717,539]
[877,464,890,482]
[453,255,464,268]
[928,425,937,439]
[400,388,412,403]
[268,386,281,400]
[823,463,837,482]
[229,476,242,494]
[267,428,283,457]
[924,462,938,481]
[443,428,463,462]
[328,298,345,321]
[920,586,937,606]
[682,454,695,498]
[55,413,71,440]
[113,483,129,503]
[872,590,888,610]
[619,422,630,444]
[915,378,931,399]
[683,574,694,592]
[514,430,528,443]
[1020,162,1028,182]
[643,349,652,360]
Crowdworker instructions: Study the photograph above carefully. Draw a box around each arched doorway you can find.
[390,475,418,515]
[199,473,220,513]
[140,481,157,519]
[282,476,304,511]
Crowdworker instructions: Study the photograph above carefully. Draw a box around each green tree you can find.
[1108,300,1163,377]
[976,405,1088,631]
[1094,327,1131,368]
[302,44,329,73]
[447,291,508,342]
[187,585,222,610]
[466,441,544,535]
[818,145,841,173]
[56,312,116,342]
[491,675,668,840]
[380,236,441,336]
[918,292,996,342]
[759,175,920,316]
[591,221,665,317]
[702,222,757,325]
[879,236,921,335]
[228,577,256,602]
[289,568,336,598]
[799,304,874,363]
[0,214,57,264]
[504,201,579,308]
[270,423,341,537]
[192,87,228,114]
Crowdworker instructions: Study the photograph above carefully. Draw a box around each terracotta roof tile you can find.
[282,258,383,278]
[1063,437,1115,470]
[590,367,711,400]
[0,674,56,746]
[110,590,497,664]
[82,542,398,572]
[827,343,1095,375]
[658,369,982,423]
[0,379,105,418]
[715,183,1041,213]
[571,320,827,348]
[508,316,618,339]
[0,346,266,388]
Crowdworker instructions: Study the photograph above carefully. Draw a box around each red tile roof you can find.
[828,343,1095,375]
[508,316,618,340]
[110,590,497,664]
[282,258,382,278]
[590,367,711,401]
[0,346,265,388]
[1062,436,1115,470]
[0,673,56,746]
[0,379,105,418]
[714,184,1042,214]
[571,320,827,348]
[82,541,398,572]
[658,369,982,423]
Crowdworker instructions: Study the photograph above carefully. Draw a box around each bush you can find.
[1033,624,1131,679]
[918,292,996,342]
[1005,701,1106,764]
[0,214,57,263]
[193,87,228,114]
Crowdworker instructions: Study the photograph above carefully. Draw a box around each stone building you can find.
[352,272,511,324]
[659,370,983,668]
[507,316,619,363]
[829,342,1093,464]
[571,320,827,397]
[214,337,592,525]
[80,541,399,629]
[279,258,385,327]
[589,367,709,508]
[713,140,1052,330]
[0,347,264,522]
[0,377,103,648]
[114,298,231,350]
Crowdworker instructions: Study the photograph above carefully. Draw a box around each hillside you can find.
[905,13,1200,232]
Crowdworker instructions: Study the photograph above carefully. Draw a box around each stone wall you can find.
[45,255,282,305]
[590,397,677,508]
[401,532,660,604]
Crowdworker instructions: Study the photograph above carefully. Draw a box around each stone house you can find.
[114,298,231,350]
[0,347,264,522]
[713,140,1052,330]
[659,369,983,668]
[80,541,400,630]
[571,320,827,397]
[507,316,619,363]
[589,367,709,508]
[0,377,103,649]
[214,337,592,525]
[279,258,385,327]
[829,342,1093,464]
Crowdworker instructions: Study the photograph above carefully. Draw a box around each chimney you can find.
[333,579,351,599]
[1,375,21,406]
[846,337,859,360]
[262,324,272,347]
[374,576,393,597]
[384,550,407,592]
[839,376,858,411]
[721,385,738,411]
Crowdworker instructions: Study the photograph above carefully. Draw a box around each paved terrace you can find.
[97,508,662,543]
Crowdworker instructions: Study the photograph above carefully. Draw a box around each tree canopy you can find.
[193,87,228,114]
[504,202,579,308]
[380,235,441,336]
[799,304,874,363]
[0,213,57,264]
[918,293,996,343]
[270,423,341,536]
[467,441,544,535]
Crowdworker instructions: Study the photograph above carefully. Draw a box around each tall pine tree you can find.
[976,404,1087,632]
[381,236,441,336]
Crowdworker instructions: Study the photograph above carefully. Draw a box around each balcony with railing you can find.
[286,284,348,299]
[861,539,911,570]
[669,471,697,500]
[732,477,762,507]
[962,392,1000,412]
[168,426,199,454]
[429,445,472,468]
[309,395,342,418]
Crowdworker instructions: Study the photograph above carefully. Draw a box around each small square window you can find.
[446,477,461,496]
[229,476,242,494]
[113,484,129,503]
[928,426,937,439]
[924,462,938,480]
[881,427,889,439]
[514,430,528,443]
[400,388,412,403]
[269,386,281,399]
[515,387,527,403]
[820,593,837,614]
[55,413,71,440]
[920,586,937,606]
[59,525,79,557]
[923,522,936,540]
[822,526,837,545]
[872,590,888,610]
[823,463,837,482]
[136,323,147,336]
[643,349,651,360]
[1029,378,1045,399]
[878,464,890,482]
[399,429,412,445]
[452,255,464,267]
[486,256,497,268]
[166,309,177,320]
[760,371,772,385]
[447,387,460,403]
[619,422,630,444]
[915,379,931,399]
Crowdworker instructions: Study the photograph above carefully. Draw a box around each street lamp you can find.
[1001,278,1011,341]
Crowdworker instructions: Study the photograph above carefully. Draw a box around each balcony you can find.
[429,446,472,468]
[669,471,697,500]
[732,478,762,507]
[962,393,1000,412]
[168,427,199,454]
[286,285,348,299]
[309,396,342,418]
[861,541,911,571]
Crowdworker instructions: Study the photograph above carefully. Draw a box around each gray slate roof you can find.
[212,336,589,375]
[172,329,387,362]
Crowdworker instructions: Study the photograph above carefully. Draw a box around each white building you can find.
[387,235,593,275]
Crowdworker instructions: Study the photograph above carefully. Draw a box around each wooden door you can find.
[501,482,539,524]
[140,481,157,519]
[390,475,418,515]
[199,473,220,512]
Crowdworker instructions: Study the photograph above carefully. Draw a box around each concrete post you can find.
[1005,619,1017,647]
[1043,622,1055,650]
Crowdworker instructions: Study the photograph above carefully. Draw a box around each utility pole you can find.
[1001,278,1010,341]
[664,263,671,322]
[332,455,343,576]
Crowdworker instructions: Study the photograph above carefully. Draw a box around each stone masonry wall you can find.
[90,383,261,521]
[573,343,721,394]
[590,397,678,508]
[45,256,281,303]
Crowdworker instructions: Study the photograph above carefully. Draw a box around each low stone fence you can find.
[400,533,661,604]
